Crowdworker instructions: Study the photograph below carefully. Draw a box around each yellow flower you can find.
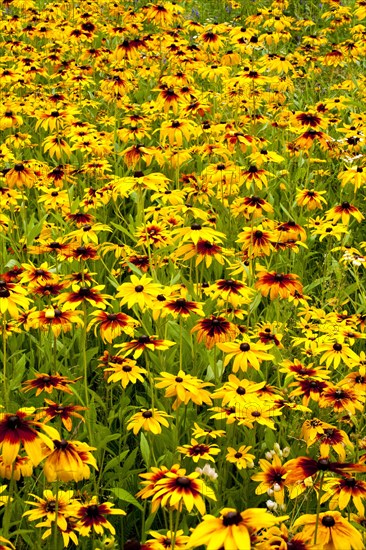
[187,507,286,550]
[127,409,171,435]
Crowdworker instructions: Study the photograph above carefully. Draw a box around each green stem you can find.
[313,472,324,545]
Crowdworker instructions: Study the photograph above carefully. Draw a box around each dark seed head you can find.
[223,511,242,526]
[322,515,336,527]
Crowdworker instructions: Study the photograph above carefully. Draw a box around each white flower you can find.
[273,483,282,492]
[195,464,218,481]
[282,446,291,457]
[266,499,278,511]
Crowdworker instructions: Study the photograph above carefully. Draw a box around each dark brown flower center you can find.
[54,439,69,450]
[6,415,21,429]
[134,285,144,292]
[240,343,250,352]
[322,515,336,527]
[333,343,342,351]
[45,500,57,512]
[86,504,100,517]
[236,387,246,395]
[142,411,153,418]
[317,458,330,470]
[223,511,242,526]
[176,476,191,487]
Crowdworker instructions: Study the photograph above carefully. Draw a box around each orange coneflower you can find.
[151,466,216,514]
[28,307,84,336]
[155,370,213,407]
[5,162,36,188]
[255,267,303,300]
[188,507,284,550]
[191,316,238,349]
[286,457,366,485]
[22,373,77,396]
[43,438,98,482]
[23,490,76,532]
[87,310,138,343]
[226,446,255,470]
[237,226,275,258]
[0,454,33,480]
[0,409,58,466]
[217,337,274,373]
[36,400,86,432]
[319,384,363,414]
[321,476,366,515]
[56,285,110,310]
[326,201,364,224]
[104,356,146,389]
[127,409,171,435]
[116,274,161,310]
[177,439,220,463]
[212,374,266,407]
[293,511,363,550]
[296,188,328,210]
[115,335,175,359]
[75,496,125,537]
[252,454,290,505]
[0,279,32,319]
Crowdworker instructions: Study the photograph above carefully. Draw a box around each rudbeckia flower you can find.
[177,439,220,462]
[293,511,363,549]
[23,490,76,532]
[115,335,175,359]
[191,316,238,349]
[43,438,98,482]
[0,279,32,319]
[0,455,33,480]
[87,310,138,343]
[255,267,303,300]
[321,476,366,515]
[226,446,255,470]
[217,337,274,372]
[0,408,59,466]
[187,507,286,550]
[104,356,147,389]
[296,188,327,210]
[74,496,126,536]
[126,409,171,435]
[317,340,360,368]
[116,274,161,310]
[21,373,77,396]
[252,454,290,505]
[36,400,86,432]
[151,466,216,514]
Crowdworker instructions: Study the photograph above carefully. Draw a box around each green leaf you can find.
[140,432,150,466]
[110,487,143,511]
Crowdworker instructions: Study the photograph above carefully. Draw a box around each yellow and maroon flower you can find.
[0,408,58,466]
[75,496,125,536]
[27,307,84,336]
[22,373,77,396]
[177,439,220,463]
[252,454,290,505]
[56,285,110,310]
[255,267,303,300]
[87,310,137,343]
[115,335,175,359]
[188,507,285,550]
[36,400,86,432]
[191,316,238,349]
[151,466,216,514]
[293,511,363,549]
[43,438,98,482]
